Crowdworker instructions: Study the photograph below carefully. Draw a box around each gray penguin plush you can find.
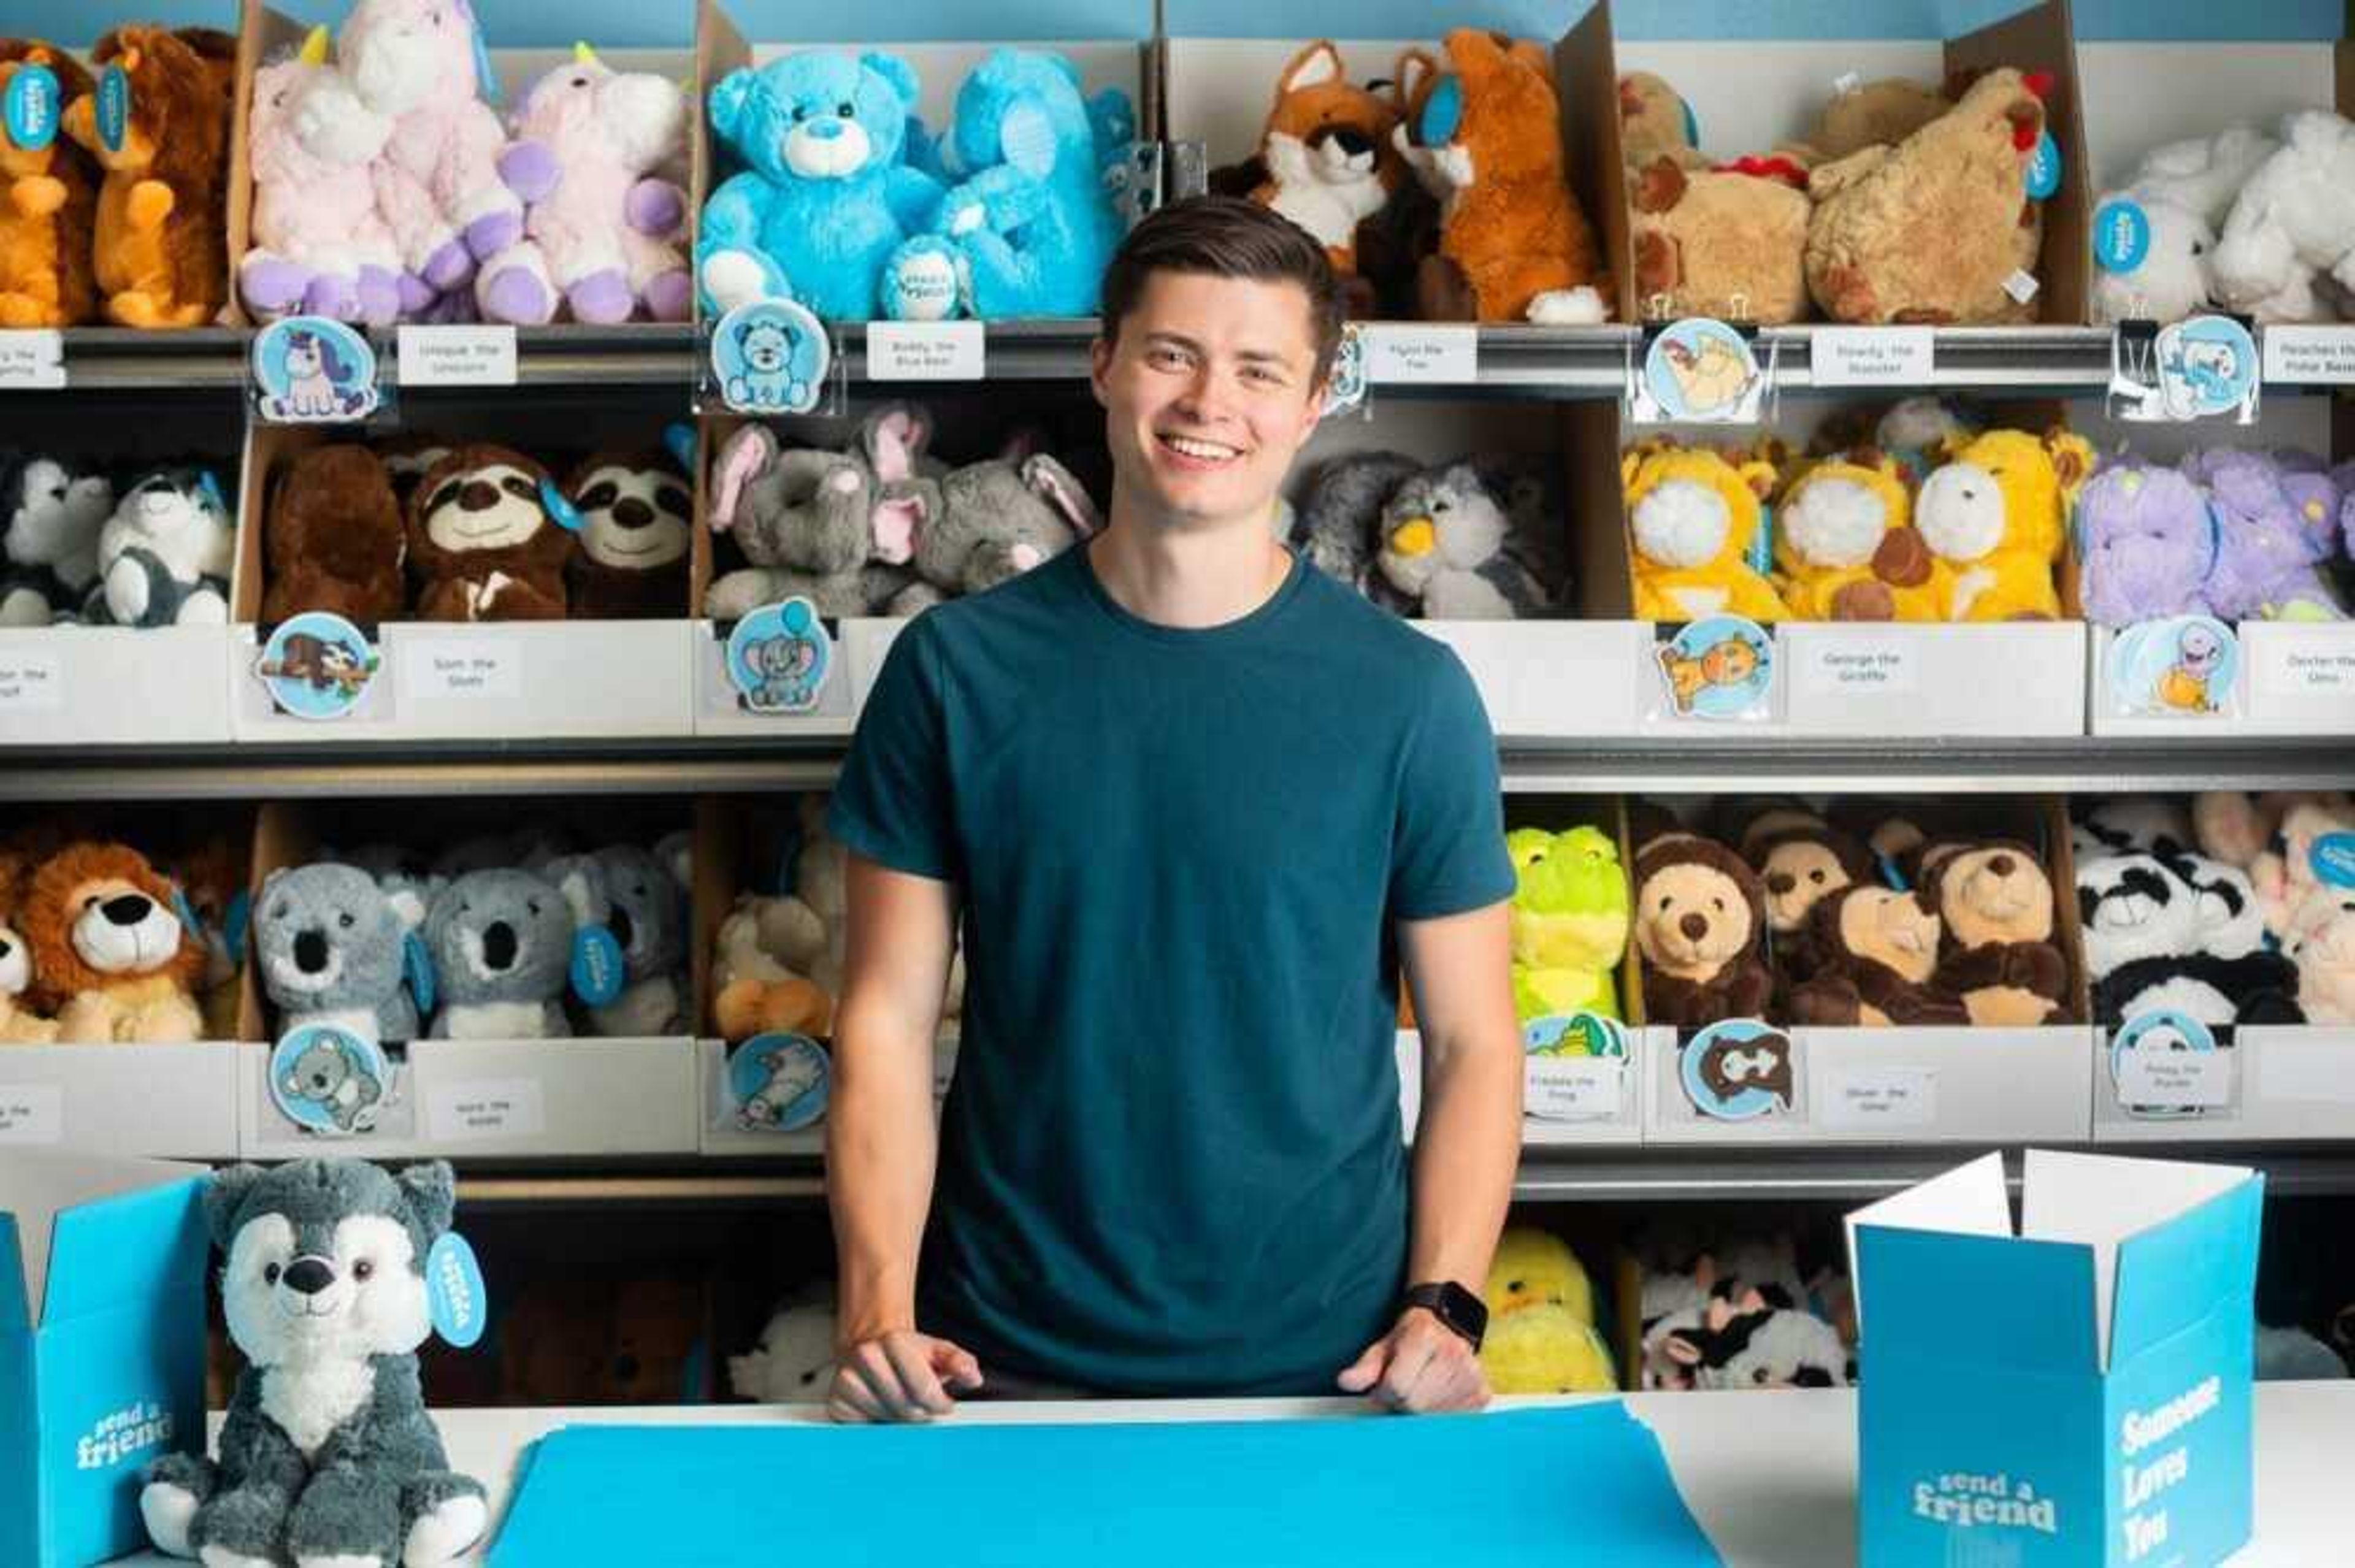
[256,864,422,1046]
[1374,461,1555,619]
[421,868,575,1039]
[140,1159,488,1568]
[1293,449,1421,609]
[897,452,1102,606]
[586,843,687,1036]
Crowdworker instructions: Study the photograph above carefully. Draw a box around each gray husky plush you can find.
[256,864,421,1045]
[140,1159,486,1568]
[422,868,575,1038]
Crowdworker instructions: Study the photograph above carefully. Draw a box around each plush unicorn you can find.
[241,27,404,324]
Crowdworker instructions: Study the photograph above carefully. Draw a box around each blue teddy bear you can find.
[698,51,945,323]
[883,51,1132,321]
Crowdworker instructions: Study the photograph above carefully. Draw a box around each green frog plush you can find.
[1507,825,1631,1023]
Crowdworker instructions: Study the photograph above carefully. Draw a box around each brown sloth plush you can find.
[565,450,691,618]
[407,443,572,622]
[1633,838,1774,1030]
[23,840,204,1042]
[1788,885,1970,1028]
[1918,839,2069,1026]
[262,443,407,624]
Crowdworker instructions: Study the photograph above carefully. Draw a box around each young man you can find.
[823,196,1521,1421]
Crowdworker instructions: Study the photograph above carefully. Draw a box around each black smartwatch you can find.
[1403,1281,1488,1352]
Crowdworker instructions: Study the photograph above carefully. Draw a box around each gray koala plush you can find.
[1294,450,1422,611]
[422,869,575,1039]
[587,843,687,1036]
[1374,461,1555,619]
[257,864,421,1046]
[895,452,1102,606]
[140,1160,487,1568]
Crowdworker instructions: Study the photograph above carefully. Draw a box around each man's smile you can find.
[1155,430,1246,468]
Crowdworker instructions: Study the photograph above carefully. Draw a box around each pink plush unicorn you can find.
[338,0,521,318]
[241,29,404,325]
[475,47,691,324]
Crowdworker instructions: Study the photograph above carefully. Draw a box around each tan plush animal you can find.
[1787,885,1969,1027]
[1631,156,1813,325]
[1917,839,2069,1027]
[0,850,58,1043]
[1632,838,1774,1029]
[1803,77,1952,163]
[23,841,204,1042]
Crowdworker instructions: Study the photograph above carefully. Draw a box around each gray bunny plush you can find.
[421,869,575,1039]
[140,1159,487,1568]
[255,863,421,1045]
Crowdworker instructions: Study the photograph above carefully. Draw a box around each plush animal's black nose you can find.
[1319,125,1373,156]
[1988,854,2016,876]
[460,480,499,511]
[615,1353,640,1383]
[1794,1367,1834,1388]
[102,894,153,926]
[483,922,518,970]
[0,935,12,959]
[295,930,330,973]
[1679,912,1710,942]
[611,497,654,530]
[1766,873,1795,895]
[609,904,635,950]
[282,1258,335,1296]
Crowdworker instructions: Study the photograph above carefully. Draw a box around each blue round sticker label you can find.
[251,316,380,423]
[1523,1012,1628,1060]
[726,597,833,714]
[1642,317,1763,418]
[712,298,827,413]
[4,63,58,151]
[2110,1008,2220,1119]
[1680,1019,1796,1121]
[2311,833,2355,891]
[256,611,378,720]
[426,1232,487,1348]
[570,924,625,1006]
[1655,614,1774,721]
[95,63,128,153]
[2104,614,2236,717]
[1320,324,1366,421]
[269,1025,391,1136]
[2154,315,2257,421]
[730,1033,830,1132]
[2025,129,2061,200]
[2093,198,2151,275]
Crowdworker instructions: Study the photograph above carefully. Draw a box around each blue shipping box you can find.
[1847,1150,2261,1568]
[0,1151,209,1568]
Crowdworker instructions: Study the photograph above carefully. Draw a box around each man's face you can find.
[1091,269,1325,532]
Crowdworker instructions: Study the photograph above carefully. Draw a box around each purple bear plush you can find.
[2077,462,2216,627]
[2183,449,2346,622]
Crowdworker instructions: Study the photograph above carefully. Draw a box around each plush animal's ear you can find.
[864,405,927,483]
[1277,40,1345,102]
[1391,48,1438,112]
[204,1164,266,1251]
[870,481,933,566]
[1000,101,1059,178]
[708,67,758,141]
[398,1160,457,1243]
[861,51,920,108]
[1022,456,1103,538]
[709,424,777,534]
[1664,1330,1706,1366]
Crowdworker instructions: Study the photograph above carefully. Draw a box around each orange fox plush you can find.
[0,41,98,327]
[1247,41,1408,291]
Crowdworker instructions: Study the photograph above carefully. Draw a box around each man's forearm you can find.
[1405,1019,1523,1292]
[826,994,946,1341]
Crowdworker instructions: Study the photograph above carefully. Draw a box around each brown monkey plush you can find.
[1918,839,2070,1026]
[1633,838,1774,1030]
[1787,885,1970,1027]
[407,443,572,622]
[262,443,407,624]
[564,451,692,619]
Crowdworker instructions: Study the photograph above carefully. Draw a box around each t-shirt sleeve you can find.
[826,617,963,885]
[1389,646,1514,920]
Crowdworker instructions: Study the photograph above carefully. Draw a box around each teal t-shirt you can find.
[827,542,1512,1395]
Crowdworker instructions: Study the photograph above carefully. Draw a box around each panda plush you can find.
[2077,851,2301,1026]
[0,454,114,625]
[88,467,235,627]
[2070,797,2196,865]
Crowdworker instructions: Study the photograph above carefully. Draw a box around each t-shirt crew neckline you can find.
[1071,536,1311,645]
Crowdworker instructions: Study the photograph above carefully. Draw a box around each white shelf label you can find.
[426,1077,546,1141]
[1809,327,1933,388]
[0,650,63,712]
[1794,637,1920,698]
[2116,1051,2232,1111]
[1364,325,1477,385]
[866,321,984,381]
[1819,1066,1937,1129]
[2254,1035,2355,1106]
[2262,325,2355,384]
[0,1085,64,1144]
[400,641,521,702]
[1525,1057,1623,1122]
[398,325,518,387]
[0,329,64,388]
[2247,628,2355,724]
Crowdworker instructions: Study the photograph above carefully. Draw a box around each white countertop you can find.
[111,1383,2346,1566]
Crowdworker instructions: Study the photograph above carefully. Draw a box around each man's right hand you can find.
[829,1329,984,1424]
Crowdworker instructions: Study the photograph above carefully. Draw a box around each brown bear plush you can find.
[1788,885,1970,1027]
[565,451,691,619]
[63,26,235,328]
[23,840,205,1042]
[407,443,572,622]
[0,41,99,327]
[262,443,407,625]
[1918,839,2070,1026]
[1633,838,1774,1030]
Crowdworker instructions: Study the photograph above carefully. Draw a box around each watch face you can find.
[1439,1281,1489,1340]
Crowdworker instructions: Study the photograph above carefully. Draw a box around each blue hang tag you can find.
[1419,75,1463,147]
[402,928,437,1017]
[661,421,695,475]
[96,63,129,154]
[223,888,251,962]
[538,476,586,533]
[4,63,58,151]
[2024,129,2061,201]
[1748,500,1774,577]
[464,6,500,104]
[2094,199,2150,275]
[1877,850,1910,892]
[196,470,226,514]
[426,1232,488,1348]
[571,924,624,1006]
[2312,833,2355,891]
[1679,98,1699,153]
[169,883,202,939]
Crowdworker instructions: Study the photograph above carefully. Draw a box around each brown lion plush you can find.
[24,840,204,1042]
[0,846,58,1043]
[407,443,572,622]
[1633,838,1773,1030]
[264,443,408,625]
[0,40,99,327]
[1788,885,1970,1027]
[1919,839,2069,1026]
[64,26,235,328]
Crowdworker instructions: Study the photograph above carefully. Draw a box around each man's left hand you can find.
[1336,1307,1490,1413]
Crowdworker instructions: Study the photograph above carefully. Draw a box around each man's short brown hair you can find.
[1098,196,1347,384]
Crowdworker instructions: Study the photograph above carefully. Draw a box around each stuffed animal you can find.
[1669,1299,1853,1390]
[729,1284,837,1402]
[582,843,686,1036]
[476,47,691,325]
[1774,451,1942,621]
[0,850,56,1043]
[240,28,402,324]
[337,0,521,316]
[1477,1228,1613,1394]
[1374,461,1553,618]
[1916,840,2070,1027]
[1803,77,1951,163]
[1293,449,1420,609]
[1245,41,1406,302]
[1617,72,1706,169]
[2075,795,2197,862]
[705,425,887,621]
[1788,884,1969,1027]
[2076,462,2219,627]
[1746,825,1872,989]
[2078,851,2301,1025]
[0,41,98,327]
[2211,112,2355,324]
[1631,837,1774,1029]
[422,868,574,1038]
[0,454,111,625]
[2250,799,2355,939]
[710,893,832,1042]
[23,840,204,1042]
[140,1160,487,1567]
[1805,69,2048,324]
[163,834,246,1039]
[407,443,572,621]
[1629,156,1813,326]
[903,452,1101,600]
[2091,126,2280,324]
[90,468,233,627]
[1507,826,1627,1022]
[564,451,690,618]
[2191,790,2351,876]
[1390,29,1609,325]
[262,444,407,624]
[1914,427,2091,621]
[2284,886,2355,1025]
[698,50,942,320]
[1485,1226,1596,1323]
[2191,449,2345,622]
[255,862,421,1044]
[63,26,235,327]
[1622,445,1791,622]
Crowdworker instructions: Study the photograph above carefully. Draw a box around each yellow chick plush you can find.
[1485,1225,1596,1324]
[1480,1304,1618,1394]
[1774,451,1947,621]
[1915,427,2094,621]
[1623,445,1792,622]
